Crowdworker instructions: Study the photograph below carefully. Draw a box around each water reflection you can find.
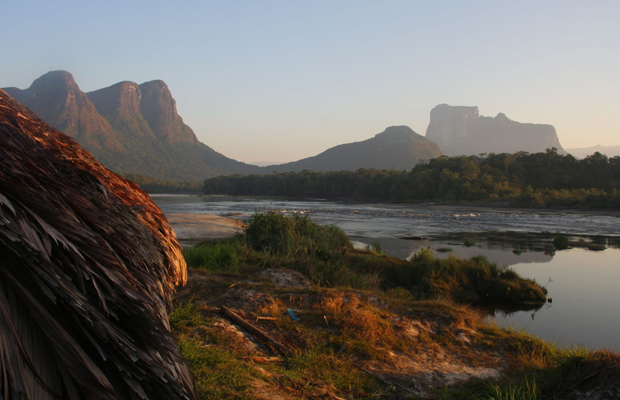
[351,233,557,267]
[492,249,620,350]
[483,300,546,318]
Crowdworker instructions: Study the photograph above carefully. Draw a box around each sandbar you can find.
[166,213,246,245]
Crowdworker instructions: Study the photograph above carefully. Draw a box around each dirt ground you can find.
[175,269,508,398]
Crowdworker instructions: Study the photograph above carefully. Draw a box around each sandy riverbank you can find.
[166,213,246,245]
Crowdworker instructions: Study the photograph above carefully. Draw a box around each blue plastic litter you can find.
[287,308,300,322]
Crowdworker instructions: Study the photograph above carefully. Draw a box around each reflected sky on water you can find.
[493,248,620,351]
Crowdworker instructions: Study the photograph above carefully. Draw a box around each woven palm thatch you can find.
[0,90,196,399]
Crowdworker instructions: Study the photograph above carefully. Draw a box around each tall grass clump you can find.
[473,377,540,400]
[183,238,245,272]
[244,211,350,258]
[243,211,367,286]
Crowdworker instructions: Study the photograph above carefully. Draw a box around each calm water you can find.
[153,195,620,350]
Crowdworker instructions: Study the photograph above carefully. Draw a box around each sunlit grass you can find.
[168,212,594,398]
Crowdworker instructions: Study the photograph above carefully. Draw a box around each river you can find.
[153,195,620,351]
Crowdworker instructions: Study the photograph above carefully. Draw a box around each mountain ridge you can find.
[4,71,262,180]
[3,71,448,180]
[262,125,442,172]
[4,71,125,154]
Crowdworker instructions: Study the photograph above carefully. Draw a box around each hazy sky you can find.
[3,1,619,164]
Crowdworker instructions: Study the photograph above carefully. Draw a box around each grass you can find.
[176,335,257,399]
[170,302,259,399]
[171,212,618,399]
[183,239,244,272]
[471,377,541,400]
[185,212,546,309]
[170,298,383,399]
[378,249,547,306]
[171,280,565,399]
[170,276,619,399]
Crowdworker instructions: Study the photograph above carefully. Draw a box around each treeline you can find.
[203,149,620,208]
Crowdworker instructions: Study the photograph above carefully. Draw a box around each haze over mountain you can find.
[566,145,620,159]
[3,71,262,181]
[426,104,565,156]
[4,71,449,180]
[263,126,441,173]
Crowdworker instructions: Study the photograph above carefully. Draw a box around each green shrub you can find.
[244,211,350,258]
[552,235,569,250]
[182,213,546,307]
[378,250,546,305]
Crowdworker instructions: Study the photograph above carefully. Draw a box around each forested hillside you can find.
[203,149,620,208]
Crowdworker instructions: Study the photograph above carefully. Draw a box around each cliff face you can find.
[3,71,261,180]
[87,81,155,140]
[426,104,564,156]
[4,71,124,152]
[87,80,202,144]
[138,80,198,144]
[266,125,442,173]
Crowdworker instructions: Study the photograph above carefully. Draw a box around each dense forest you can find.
[202,149,620,208]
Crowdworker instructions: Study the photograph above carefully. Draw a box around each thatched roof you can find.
[0,90,195,399]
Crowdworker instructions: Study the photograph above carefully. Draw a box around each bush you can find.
[379,251,546,305]
[552,235,569,250]
[183,213,547,308]
[244,211,350,258]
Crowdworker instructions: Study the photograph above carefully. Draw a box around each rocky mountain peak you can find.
[87,81,142,118]
[139,80,177,122]
[426,104,564,156]
[2,71,124,152]
[374,125,424,143]
[430,104,480,120]
[138,80,197,144]
[5,70,84,123]
[29,70,79,91]
[2,71,260,180]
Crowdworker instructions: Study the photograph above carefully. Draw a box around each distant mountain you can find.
[567,145,620,159]
[425,104,565,156]
[4,71,445,181]
[4,71,261,181]
[263,126,442,172]
[3,71,124,155]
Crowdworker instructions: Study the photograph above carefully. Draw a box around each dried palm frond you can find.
[0,89,196,399]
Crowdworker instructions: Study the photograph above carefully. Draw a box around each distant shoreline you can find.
[153,193,620,217]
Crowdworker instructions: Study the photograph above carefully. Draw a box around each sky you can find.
[2,1,619,164]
